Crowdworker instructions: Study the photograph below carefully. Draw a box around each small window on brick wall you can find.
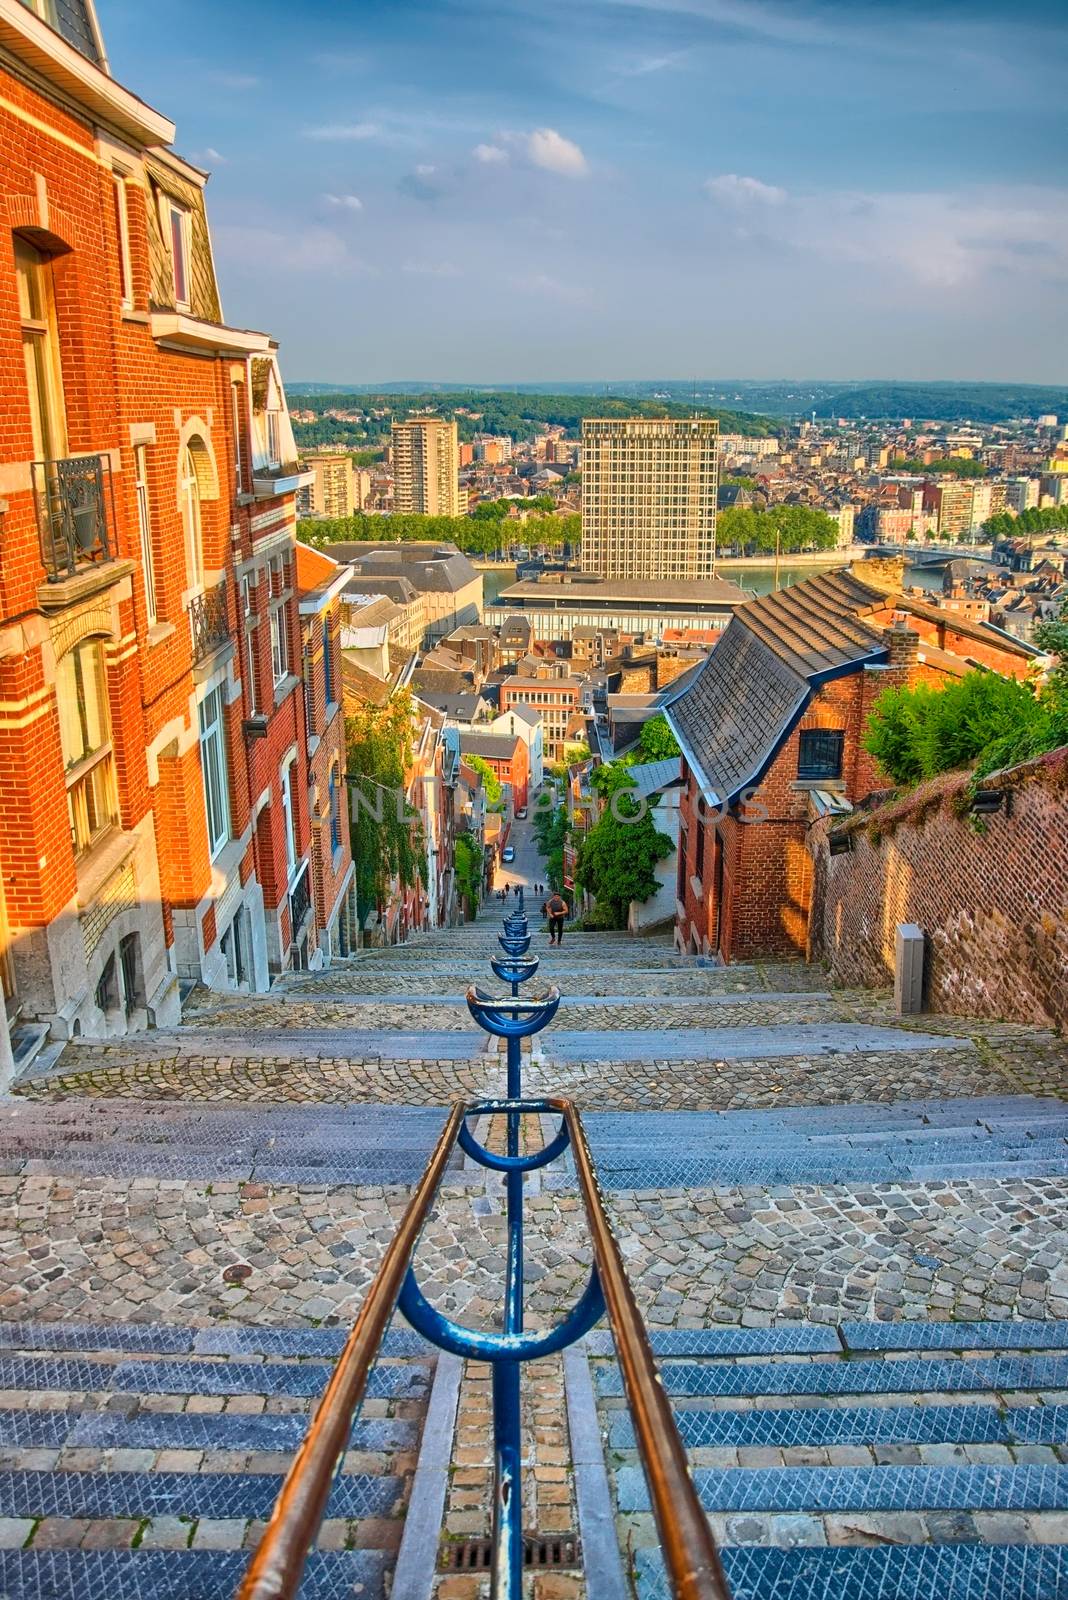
[798,728,845,781]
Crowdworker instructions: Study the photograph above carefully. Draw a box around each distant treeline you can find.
[299,510,578,555]
[817,384,1068,424]
[289,390,778,450]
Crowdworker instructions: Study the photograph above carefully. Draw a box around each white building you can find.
[487,705,545,793]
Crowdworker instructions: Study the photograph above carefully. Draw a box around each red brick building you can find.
[0,0,319,1078]
[665,561,1040,965]
[458,731,530,812]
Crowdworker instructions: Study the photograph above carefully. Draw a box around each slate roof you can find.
[458,732,521,762]
[666,569,892,807]
[415,690,486,722]
[626,758,684,800]
[329,542,479,595]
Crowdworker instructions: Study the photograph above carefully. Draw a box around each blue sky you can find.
[99,0,1067,385]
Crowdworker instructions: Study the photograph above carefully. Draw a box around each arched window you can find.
[181,446,203,586]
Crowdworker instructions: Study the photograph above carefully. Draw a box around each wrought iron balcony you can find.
[289,861,312,938]
[33,454,116,582]
[190,579,230,663]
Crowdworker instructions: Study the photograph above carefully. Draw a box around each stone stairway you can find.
[593,1319,1068,1599]
[0,1320,430,1598]
[3,892,1067,1598]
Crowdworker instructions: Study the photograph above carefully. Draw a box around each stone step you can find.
[543,1022,973,1062]
[0,1406,415,1454]
[586,1320,1068,1359]
[634,1544,1067,1600]
[0,1467,402,1521]
[0,1550,388,1600]
[0,1323,429,1359]
[608,1399,1068,1451]
[595,1354,1068,1400]
[618,1462,1068,1514]
[0,1356,430,1401]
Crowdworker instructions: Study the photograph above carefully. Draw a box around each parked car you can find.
[516,807,527,819]
[501,846,516,863]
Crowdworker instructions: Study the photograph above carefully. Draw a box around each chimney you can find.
[858,555,907,593]
[884,618,920,671]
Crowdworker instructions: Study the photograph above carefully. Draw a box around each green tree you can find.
[575,770,673,928]
[346,690,426,926]
[466,755,503,809]
[717,504,839,556]
[454,834,484,920]
[632,714,681,763]
[864,668,1064,788]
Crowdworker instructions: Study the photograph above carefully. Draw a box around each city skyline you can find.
[97,0,1068,385]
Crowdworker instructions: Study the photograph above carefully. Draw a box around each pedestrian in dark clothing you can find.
[545,892,567,945]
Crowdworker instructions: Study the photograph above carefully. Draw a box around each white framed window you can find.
[242,576,259,714]
[112,171,133,308]
[232,383,245,493]
[181,445,203,587]
[198,686,230,860]
[166,200,191,310]
[134,444,156,625]
[281,758,297,880]
[270,603,289,686]
[57,639,118,859]
[265,408,280,467]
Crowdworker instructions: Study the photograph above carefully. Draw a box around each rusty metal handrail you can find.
[235,1102,466,1600]
[553,1097,731,1600]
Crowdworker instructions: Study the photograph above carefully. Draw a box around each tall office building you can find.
[580,418,719,580]
[392,417,463,515]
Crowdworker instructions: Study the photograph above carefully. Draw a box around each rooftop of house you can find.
[328,542,481,595]
[414,690,488,722]
[342,656,393,710]
[498,573,747,607]
[411,667,474,695]
[626,757,685,800]
[491,704,542,730]
[458,731,521,762]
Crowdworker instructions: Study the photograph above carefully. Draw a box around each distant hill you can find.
[287,379,1067,426]
[286,389,778,449]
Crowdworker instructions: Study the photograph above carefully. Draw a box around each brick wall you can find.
[811,746,1068,1031]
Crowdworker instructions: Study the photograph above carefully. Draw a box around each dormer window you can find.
[18,0,102,63]
[166,200,191,310]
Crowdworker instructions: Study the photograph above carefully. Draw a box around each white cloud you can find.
[705,173,787,205]
[322,193,364,213]
[193,147,227,167]
[402,260,462,278]
[474,142,509,165]
[209,70,260,90]
[703,179,1068,291]
[303,122,381,142]
[510,270,590,304]
[415,164,437,177]
[526,128,589,178]
[213,225,376,277]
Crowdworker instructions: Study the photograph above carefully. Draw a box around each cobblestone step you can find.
[634,1544,1068,1600]
[0,1550,388,1600]
[0,1323,429,1358]
[544,1022,974,1062]
[588,1319,1068,1358]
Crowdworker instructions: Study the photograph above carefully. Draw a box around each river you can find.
[480,558,941,608]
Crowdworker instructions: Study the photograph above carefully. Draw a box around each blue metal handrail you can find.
[239,898,730,1600]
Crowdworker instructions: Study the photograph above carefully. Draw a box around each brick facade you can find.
[0,3,318,1070]
[675,626,960,964]
[810,747,1068,1032]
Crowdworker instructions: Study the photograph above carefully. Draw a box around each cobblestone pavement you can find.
[1,1167,1066,1330]
[18,1034,1066,1110]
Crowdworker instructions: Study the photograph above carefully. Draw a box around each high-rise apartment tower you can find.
[392,417,463,516]
[580,417,719,580]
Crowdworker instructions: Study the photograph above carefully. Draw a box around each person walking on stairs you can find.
[544,891,568,945]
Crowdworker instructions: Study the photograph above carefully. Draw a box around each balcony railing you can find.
[33,454,116,582]
[289,862,312,939]
[190,579,230,663]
